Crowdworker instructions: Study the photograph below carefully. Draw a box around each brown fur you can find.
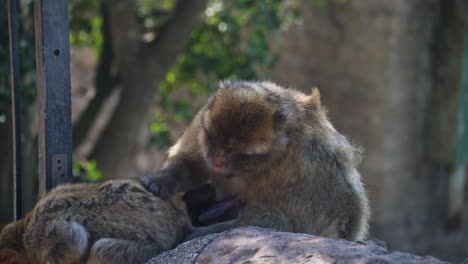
[141,80,370,241]
[0,179,190,264]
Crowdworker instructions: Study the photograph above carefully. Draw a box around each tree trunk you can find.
[73,1,116,149]
[89,0,208,179]
[271,0,465,260]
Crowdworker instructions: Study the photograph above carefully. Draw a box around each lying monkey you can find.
[0,179,190,264]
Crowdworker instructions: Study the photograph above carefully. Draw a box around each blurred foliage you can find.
[69,0,102,54]
[149,114,172,149]
[0,0,37,117]
[138,0,174,41]
[160,0,300,96]
[73,159,104,182]
[310,0,347,8]
[312,0,328,7]
[1,0,301,179]
[67,0,301,150]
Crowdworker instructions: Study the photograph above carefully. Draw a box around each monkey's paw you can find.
[139,171,177,199]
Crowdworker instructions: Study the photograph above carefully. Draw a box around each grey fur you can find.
[0,179,191,264]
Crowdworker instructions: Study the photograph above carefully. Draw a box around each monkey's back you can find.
[23,179,189,257]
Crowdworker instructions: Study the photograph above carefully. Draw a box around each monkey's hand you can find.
[198,194,246,224]
[139,169,179,199]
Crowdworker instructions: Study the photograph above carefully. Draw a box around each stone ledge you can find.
[147,227,451,264]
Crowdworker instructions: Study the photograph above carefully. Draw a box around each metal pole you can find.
[34,0,73,197]
[7,0,23,221]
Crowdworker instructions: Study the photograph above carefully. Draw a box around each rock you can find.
[146,227,451,264]
[147,232,223,264]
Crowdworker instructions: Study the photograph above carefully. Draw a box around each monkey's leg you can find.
[87,238,162,264]
[25,221,89,264]
[184,212,292,241]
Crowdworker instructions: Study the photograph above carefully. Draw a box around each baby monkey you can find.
[141,80,370,241]
[0,179,190,264]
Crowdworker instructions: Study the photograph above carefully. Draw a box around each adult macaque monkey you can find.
[141,80,370,241]
[0,179,190,264]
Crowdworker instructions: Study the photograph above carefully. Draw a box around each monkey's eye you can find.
[204,131,216,145]
[273,111,286,131]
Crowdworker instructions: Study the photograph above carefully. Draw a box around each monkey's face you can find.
[199,86,288,178]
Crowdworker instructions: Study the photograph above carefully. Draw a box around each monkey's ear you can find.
[219,80,233,89]
[306,87,321,106]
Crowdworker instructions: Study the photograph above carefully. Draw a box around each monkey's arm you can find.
[140,111,211,198]
[198,194,245,224]
[140,158,210,199]
[184,212,292,241]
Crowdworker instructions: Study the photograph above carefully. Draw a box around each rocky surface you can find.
[147,227,450,264]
